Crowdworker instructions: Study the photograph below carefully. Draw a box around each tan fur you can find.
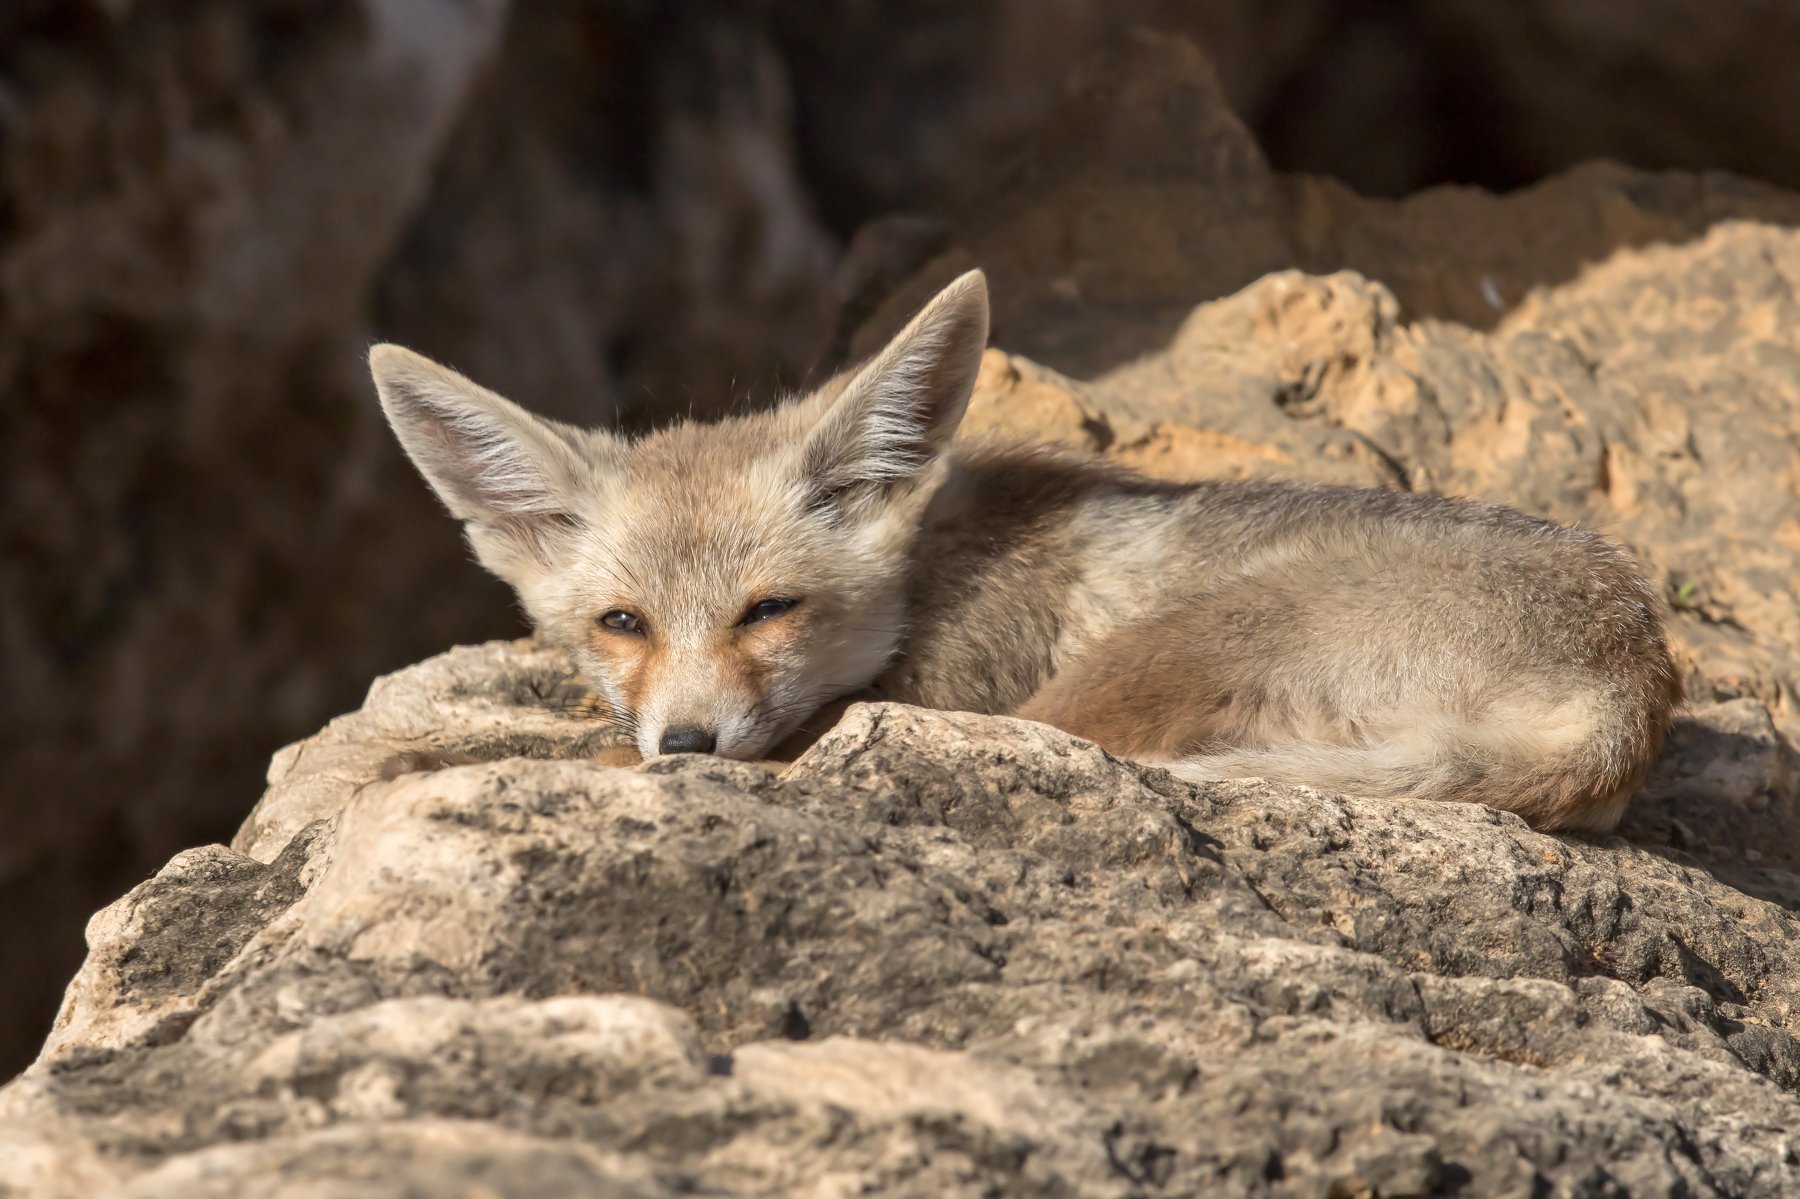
[369,271,1680,833]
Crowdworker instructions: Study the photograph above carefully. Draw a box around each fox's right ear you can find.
[798,269,988,511]
[369,345,585,545]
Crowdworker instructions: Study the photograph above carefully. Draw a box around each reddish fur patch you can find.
[1013,627,1248,758]
[722,641,771,700]
[591,626,660,715]
[729,604,814,698]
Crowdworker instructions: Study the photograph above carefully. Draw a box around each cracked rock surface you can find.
[4,638,1800,1196]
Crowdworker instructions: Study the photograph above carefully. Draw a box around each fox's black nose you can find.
[658,726,718,755]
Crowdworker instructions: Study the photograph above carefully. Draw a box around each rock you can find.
[888,31,1800,900]
[1083,231,1800,750]
[862,27,1800,372]
[12,10,1800,1187]
[11,1,1800,1086]
[1,0,1064,1074]
[371,1,840,431]
[1416,0,1800,194]
[6,644,1800,1195]
[961,349,1114,451]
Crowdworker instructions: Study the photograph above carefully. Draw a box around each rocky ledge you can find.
[3,634,1799,1197]
[11,209,1800,1196]
[12,207,1800,1193]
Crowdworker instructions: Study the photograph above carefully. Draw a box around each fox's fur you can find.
[370,270,1680,833]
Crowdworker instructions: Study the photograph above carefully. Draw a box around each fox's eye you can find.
[598,610,642,634]
[741,597,800,626]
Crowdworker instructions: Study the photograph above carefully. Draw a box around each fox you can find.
[368,269,1680,833]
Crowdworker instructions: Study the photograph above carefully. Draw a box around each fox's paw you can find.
[588,745,645,768]
[376,747,487,781]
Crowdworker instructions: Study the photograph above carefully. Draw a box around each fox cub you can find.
[370,270,1679,832]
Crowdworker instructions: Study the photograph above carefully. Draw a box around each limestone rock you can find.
[0,0,517,1082]
[6,643,1800,1196]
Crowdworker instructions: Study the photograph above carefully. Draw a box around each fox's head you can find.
[370,271,989,759]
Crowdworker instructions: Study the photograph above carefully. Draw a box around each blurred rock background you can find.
[5,0,1800,1079]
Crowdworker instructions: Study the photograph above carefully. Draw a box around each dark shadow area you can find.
[1255,0,1537,197]
[1192,0,1800,202]
[1622,717,1800,913]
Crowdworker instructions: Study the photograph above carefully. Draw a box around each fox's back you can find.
[889,444,1672,723]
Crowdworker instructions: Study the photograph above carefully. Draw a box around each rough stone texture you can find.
[1416,0,1800,196]
[4,638,1800,1196]
[867,26,1800,906]
[1,0,520,1083]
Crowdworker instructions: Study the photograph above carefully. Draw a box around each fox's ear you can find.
[799,269,988,509]
[369,345,583,541]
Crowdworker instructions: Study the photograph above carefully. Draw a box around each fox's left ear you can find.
[799,269,988,508]
[369,344,587,552]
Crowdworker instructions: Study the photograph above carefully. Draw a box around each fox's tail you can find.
[1163,702,1665,834]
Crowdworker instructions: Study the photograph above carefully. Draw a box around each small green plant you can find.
[1672,578,1701,610]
